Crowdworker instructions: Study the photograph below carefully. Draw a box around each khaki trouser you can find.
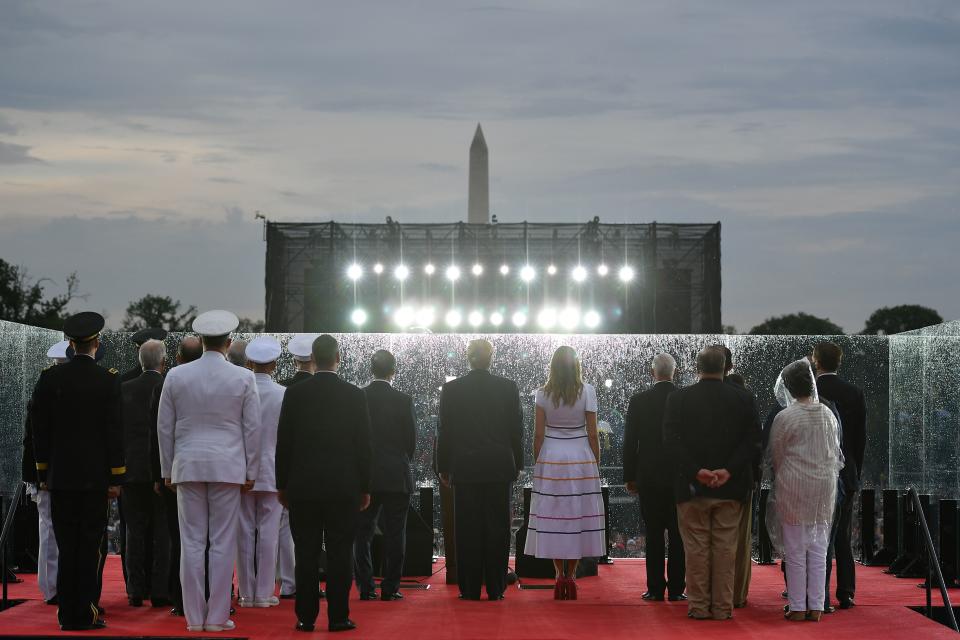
[677,498,743,620]
[733,490,753,607]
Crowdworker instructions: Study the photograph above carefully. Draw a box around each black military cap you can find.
[131,327,168,345]
[63,311,105,343]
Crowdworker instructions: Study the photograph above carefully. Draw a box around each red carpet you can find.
[1,556,954,639]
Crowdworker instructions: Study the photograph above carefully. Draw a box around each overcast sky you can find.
[1,1,958,332]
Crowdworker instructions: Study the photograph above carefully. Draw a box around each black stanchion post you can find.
[859,488,876,564]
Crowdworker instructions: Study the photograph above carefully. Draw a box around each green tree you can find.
[122,294,197,332]
[862,304,943,335]
[237,317,265,333]
[0,258,81,330]
[748,312,843,336]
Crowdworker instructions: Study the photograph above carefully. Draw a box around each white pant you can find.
[36,490,59,602]
[782,522,830,613]
[177,482,241,628]
[277,507,296,596]
[237,491,283,601]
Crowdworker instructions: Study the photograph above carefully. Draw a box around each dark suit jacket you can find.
[120,365,143,385]
[816,373,867,480]
[663,378,760,503]
[275,372,373,502]
[149,380,163,482]
[623,381,676,488]
[279,370,313,388]
[436,369,523,484]
[32,355,126,491]
[121,371,164,484]
[364,380,417,494]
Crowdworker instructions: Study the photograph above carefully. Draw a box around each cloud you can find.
[0,140,41,164]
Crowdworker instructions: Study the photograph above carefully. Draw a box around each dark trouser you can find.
[825,489,856,606]
[123,483,170,600]
[454,482,511,600]
[290,499,356,626]
[161,486,183,610]
[639,482,685,598]
[51,490,108,627]
[354,492,411,596]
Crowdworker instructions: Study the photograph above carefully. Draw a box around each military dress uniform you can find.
[32,313,125,631]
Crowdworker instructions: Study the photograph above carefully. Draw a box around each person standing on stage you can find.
[354,350,417,601]
[21,340,69,606]
[279,333,319,387]
[276,334,372,633]
[236,336,286,609]
[120,339,170,608]
[664,346,760,621]
[812,341,866,610]
[32,312,125,631]
[623,353,686,603]
[157,310,261,633]
[436,339,523,601]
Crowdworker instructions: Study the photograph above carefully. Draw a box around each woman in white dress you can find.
[525,346,605,600]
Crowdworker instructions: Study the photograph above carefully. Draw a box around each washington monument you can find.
[468,123,489,224]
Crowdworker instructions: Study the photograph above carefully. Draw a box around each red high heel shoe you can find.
[567,578,578,600]
[554,577,565,600]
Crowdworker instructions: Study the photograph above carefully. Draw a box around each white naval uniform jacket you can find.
[158,351,261,484]
[252,373,285,492]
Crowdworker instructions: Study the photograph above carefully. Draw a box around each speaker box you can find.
[369,487,435,578]
[859,489,876,564]
[938,499,960,588]
[871,489,899,566]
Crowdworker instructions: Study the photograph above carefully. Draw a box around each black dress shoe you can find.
[329,619,357,632]
[839,598,855,609]
[359,592,377,601]
[781,590,788,599]
[45,596,59,605]
[488,593,505,601]
[319,589,326,599]
[668,594,688,602]
[128,596,143,607]
[280,593,296,600]
[61,619,107,631]
[381,591,403,601]
[96,605,106,616]
[150,597,171,608]
[296,621,315,632]
[230,606,236,615]
[642,591,664,601]
[823,605,836,614]
[170,606,184,616]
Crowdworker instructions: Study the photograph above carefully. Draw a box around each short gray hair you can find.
[139,339,166,371]
[467,339,494,370]
[227,339,249,366]
[651,353,677,379]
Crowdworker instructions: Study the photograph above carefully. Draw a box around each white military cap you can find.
[46,340,70,360]
[245,336,281,364]
[192,310,239,337]
[287,333,319,361]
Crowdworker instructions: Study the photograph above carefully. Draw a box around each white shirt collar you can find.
[373,378,392,386]
[817,372,838,378]
[316,369,338,375]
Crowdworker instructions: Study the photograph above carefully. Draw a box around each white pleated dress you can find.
[524,384,606,559]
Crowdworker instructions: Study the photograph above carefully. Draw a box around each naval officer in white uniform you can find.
[236,336,285,608]
[157,310,262,633]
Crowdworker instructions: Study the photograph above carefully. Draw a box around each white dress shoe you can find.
[254,596,280,607]
[187,624,205,632]
[204,620,236,632]
[237,596,256,608]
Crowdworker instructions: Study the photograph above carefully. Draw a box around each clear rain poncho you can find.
[763,359,844,553]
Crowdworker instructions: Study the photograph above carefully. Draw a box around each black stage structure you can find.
[264,219,721,334]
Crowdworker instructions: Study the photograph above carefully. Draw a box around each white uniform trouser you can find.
[237,491,283,601]
[277,508,296,596]
[36,490,59,602]
[177,482,241,628]
[782,522,830,613]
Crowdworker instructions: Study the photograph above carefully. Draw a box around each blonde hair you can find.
[467,339,494,370]
[543,346,583,408]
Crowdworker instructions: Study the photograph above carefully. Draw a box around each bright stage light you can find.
[446,265,461,282]
[468,310,484,327]
[445,310,462,328]
[559,307,580,331]
[618,265,634,282]
[347,264,363,281]
[547,264,557,276]
[520,265,536,283]
[537,308,557,330]
[394,264,410,281]
[597,264,609,277]
[424,263,436,275]
[490,311,504,327]
[583,310,601,329]
[472,263,484,276]
[415,307,436,328]
[572,265,587,282]
[350,308,367,326]
[373,263,384,275]
[511,311,527,328]
[393,307,414,329]
[499,264,510,276]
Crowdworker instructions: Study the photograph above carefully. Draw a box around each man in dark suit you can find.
[623,353,685,602]
[120,339,169,608]
[436,339,523,601]
[276,334,372,633]
[354,350,417,601]
[664,346,760,621]
[813,341,866,610]
[32,312,126,631]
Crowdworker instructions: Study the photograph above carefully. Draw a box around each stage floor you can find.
[1,556,955,639]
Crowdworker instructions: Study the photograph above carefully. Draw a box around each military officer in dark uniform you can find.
[32,312,126,631]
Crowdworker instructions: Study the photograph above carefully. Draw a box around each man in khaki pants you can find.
[664,346,761,620]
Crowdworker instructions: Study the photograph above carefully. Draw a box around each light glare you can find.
[415,307,436,327]
[583,310,601,329]
[537,308,557,330]
[350,308,367,326]
[547,264,557,275]
[559,307,580,330]
[347,264,363,281]
[490,312,504,326]
[520,265,536,282]
[393,307,414,328]
[511,311,527,327]
[445,310,462,327]
[472,263,484,276]
[618,265,634,282]
[597,264,609,277]
[394,264,410,281]
[373,263,384,275]
[424,263,436,275]
[468,310,484,327]
[572,265,587,282]
[446,265,461,282]
[500,264,510,275]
